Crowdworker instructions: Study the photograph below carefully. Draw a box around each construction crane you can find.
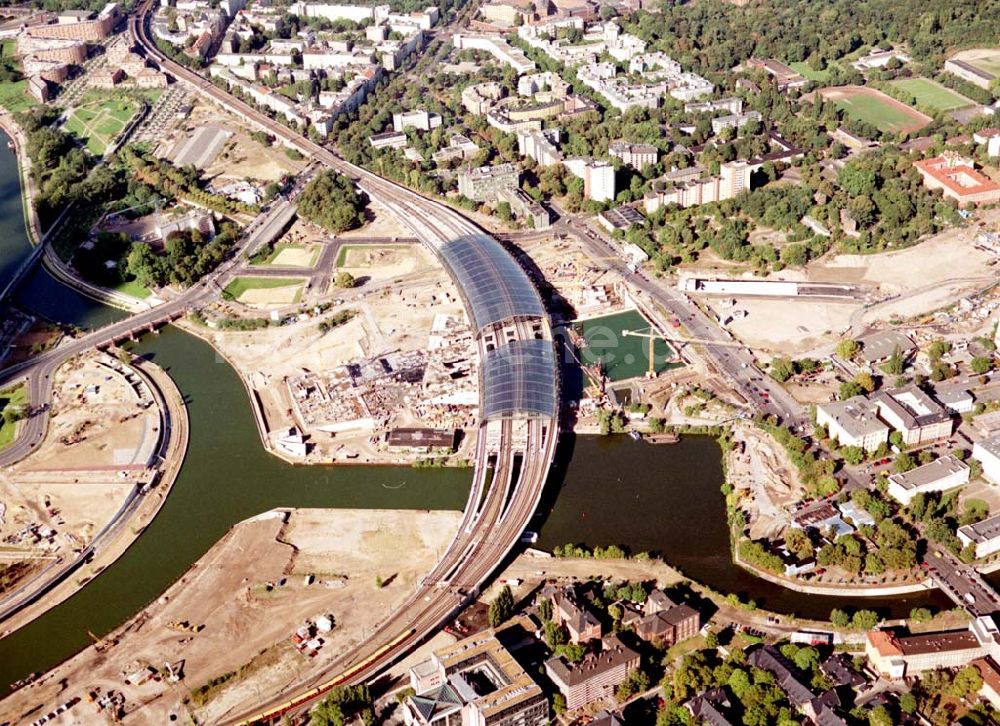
[622,328,745,377]
[622,327,677,379]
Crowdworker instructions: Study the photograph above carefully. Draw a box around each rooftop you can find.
[871,385,950,428]
[545,635,639,687]
[959,511,1000,544]
[856,330,916,363]
[886,455,968,492]
[869,627,982,657]
[914,153,1000,199]
[438,236,546,333]
[817,396,889,439]
[481,339,558,420]
[975,433,1000,460]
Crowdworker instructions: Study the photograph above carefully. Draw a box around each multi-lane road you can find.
[552,215,809,430]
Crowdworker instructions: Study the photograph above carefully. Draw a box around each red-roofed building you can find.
[913,153,1000,206]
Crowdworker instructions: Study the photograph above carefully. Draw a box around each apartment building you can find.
[517,128,564,167]
[561,159,616,203]
[498,188,550,229]
[462,82,504,115]
[865,621,1000,679]
[608,141,658,169]
[711,110,762,134]
[548,585,602,644]
[393,109,443,133]
[457,163,520,202]
[452,32,535,74]
[871,386,953,446]
[633,589,699,646]
[959,511,1000,559]
[913,153,1000,206]
[545,635,640,710]
[643,160,749,213]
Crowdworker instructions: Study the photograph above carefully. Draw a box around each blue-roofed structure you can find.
[439,237,546,333]
[482,340,558,420]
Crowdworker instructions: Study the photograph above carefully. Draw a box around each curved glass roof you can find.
[439,237,546,332]
[482,340,558,420]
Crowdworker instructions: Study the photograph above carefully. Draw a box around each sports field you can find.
[223,276,305,305]
[575,309,681,382]
[64,96,138,156]
[820,86,931,134]
[890,78,974,112]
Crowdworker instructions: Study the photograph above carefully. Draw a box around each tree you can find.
[842,446,865,466]
[909,607,932,623]
[334,271,356,288]
[868,705,893,726]
[836,339,859,360]
[297,169,366,233]
[839,379,864,400]
[785,528,814,560]
[899,691,917,714]
[537,596,552,622]
[830,609,850,628]
[971,356,994,375]
[769,357,795,382]
[851,609,878,630]
[950,665,983,697]
[488,585,515,628]
[893,453,916,473]
[615,668,650,702]
[854,372,875,393]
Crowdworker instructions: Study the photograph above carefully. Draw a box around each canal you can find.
[0,128,975,693]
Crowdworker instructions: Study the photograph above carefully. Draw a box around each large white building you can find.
[393,109,442,132]
[643,160,750,213]
[974,434,1000,484]
[886,455,970,506]
[815,397,889,452]
[959,512,1000,559]
[563,158,616,202]
[451,32,535,74]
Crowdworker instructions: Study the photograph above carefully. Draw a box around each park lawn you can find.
[891,78,973,111]
[113,280,152,299]
[789,61,833,82]
[0,79,36,114]
[835,95,920,133]
[223,276,303,299]
[64,95,139,156]
[0,384,28,451]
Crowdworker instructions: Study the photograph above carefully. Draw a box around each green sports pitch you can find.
[890,78,974,112]
[64,96,138,156]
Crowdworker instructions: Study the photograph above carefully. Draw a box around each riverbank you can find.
[0,508,462,723]
[0,113,149,314]
[0,351,189,638]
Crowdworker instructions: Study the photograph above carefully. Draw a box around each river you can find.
[0,128,973,693]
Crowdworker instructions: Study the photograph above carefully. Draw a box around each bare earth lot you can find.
[1,509,462,725]
[712,215,999,354]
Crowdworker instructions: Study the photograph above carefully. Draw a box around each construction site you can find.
[186,215,481,464]
[0,508,462,725]
[0,350,186,637]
